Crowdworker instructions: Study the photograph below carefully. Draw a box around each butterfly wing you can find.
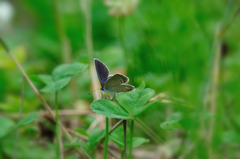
[94,59,109,88]
[108,84,135,93]
[104,73,129,89]
[104,73,134,93]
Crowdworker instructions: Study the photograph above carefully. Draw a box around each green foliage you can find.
[39,63,87,93]
[90,87,156,119]
[0,116,15,138]
[110,126,149,149]
[90,99,130,119]
[160,112,183,130]
[15,112,38,128]
[64,142,81,148]
[52,63,88,80]
[0,112,38,139]
[88,129,105,150]
[40,77,71,93]
[116,88,155,116]
[1,0,240,158]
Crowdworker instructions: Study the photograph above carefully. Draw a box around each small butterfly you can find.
[94,58,134,99]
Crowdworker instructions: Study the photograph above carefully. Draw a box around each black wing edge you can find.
[94,58,109,87]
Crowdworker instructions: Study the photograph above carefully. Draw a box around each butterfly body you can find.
[94,58,134,99]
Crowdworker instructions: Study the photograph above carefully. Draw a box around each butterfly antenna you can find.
[88,88,101,95]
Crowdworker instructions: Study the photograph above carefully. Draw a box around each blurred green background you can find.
[1,0,240,158]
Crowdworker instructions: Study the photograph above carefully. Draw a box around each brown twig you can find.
[67,129,88,141]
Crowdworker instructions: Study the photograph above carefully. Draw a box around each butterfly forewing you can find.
[94,59,109,88]
[104,73,129,90]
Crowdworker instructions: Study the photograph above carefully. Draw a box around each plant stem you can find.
[103,117,109,159]
[55,91,60,159]
[118,16,128,68]
[13,77,24,159]
[123,119,127,159]
[0,143,2,159]
[121,149,124,159]
[81,0,100,100]
[129,120,134,159]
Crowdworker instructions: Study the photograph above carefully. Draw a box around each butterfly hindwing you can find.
[108,84,135,93]
[94,59,109,88]
[104,73,129,90]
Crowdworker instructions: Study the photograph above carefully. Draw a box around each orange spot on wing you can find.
[125,89,132,92]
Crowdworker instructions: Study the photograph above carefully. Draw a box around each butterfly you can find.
[94,58,134,99]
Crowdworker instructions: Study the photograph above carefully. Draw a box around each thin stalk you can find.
[13,77,24,159]
[217,6,240,38]
[0,143,2,159]
[81,0,99,100]
[121,149,124,159]
[128,120,134,159]
[123,120,127,159]
[53,0,72,63]
[55,91,60,159]
[118,16,128,68]
[95,119,123,148]
[103,117,109,159]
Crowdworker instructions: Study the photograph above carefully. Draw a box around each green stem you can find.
[123,120,127,159]
[0,143,2,159]
[121,148,124,159]
[103,117,109,159]
[118,16,128,68]
[129,120,134,159]
[55,91,60,159]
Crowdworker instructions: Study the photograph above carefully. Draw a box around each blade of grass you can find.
[123,119,127,159]
[80,0,100,100]
[103,117,109,159]
[55,91,60,159]
[128,120,134,159]
[13,77,24,159]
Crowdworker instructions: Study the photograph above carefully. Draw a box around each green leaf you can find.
[38,74,53,85]
[160,121,182,130]
[40,62,87,93]
[116,88,155,116]
[54,77,71,90]
[168,112,183,122]
[15,112,38,128]
[0,112,38,138]
[41,77,71,93]
[64,142,81,148]
[0,116,15,138]
[110,126,149,148]
[221,130,240,143]
[132,137,150,148]
[133,100,158,116]
[160,112,183,130]
[88,129,105,150]
[53,63,88,80]
[137,82,145,90]
[75,128,88,137]
[79,141,93,158]
[90,99,130,119]
[40,83,55,93]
